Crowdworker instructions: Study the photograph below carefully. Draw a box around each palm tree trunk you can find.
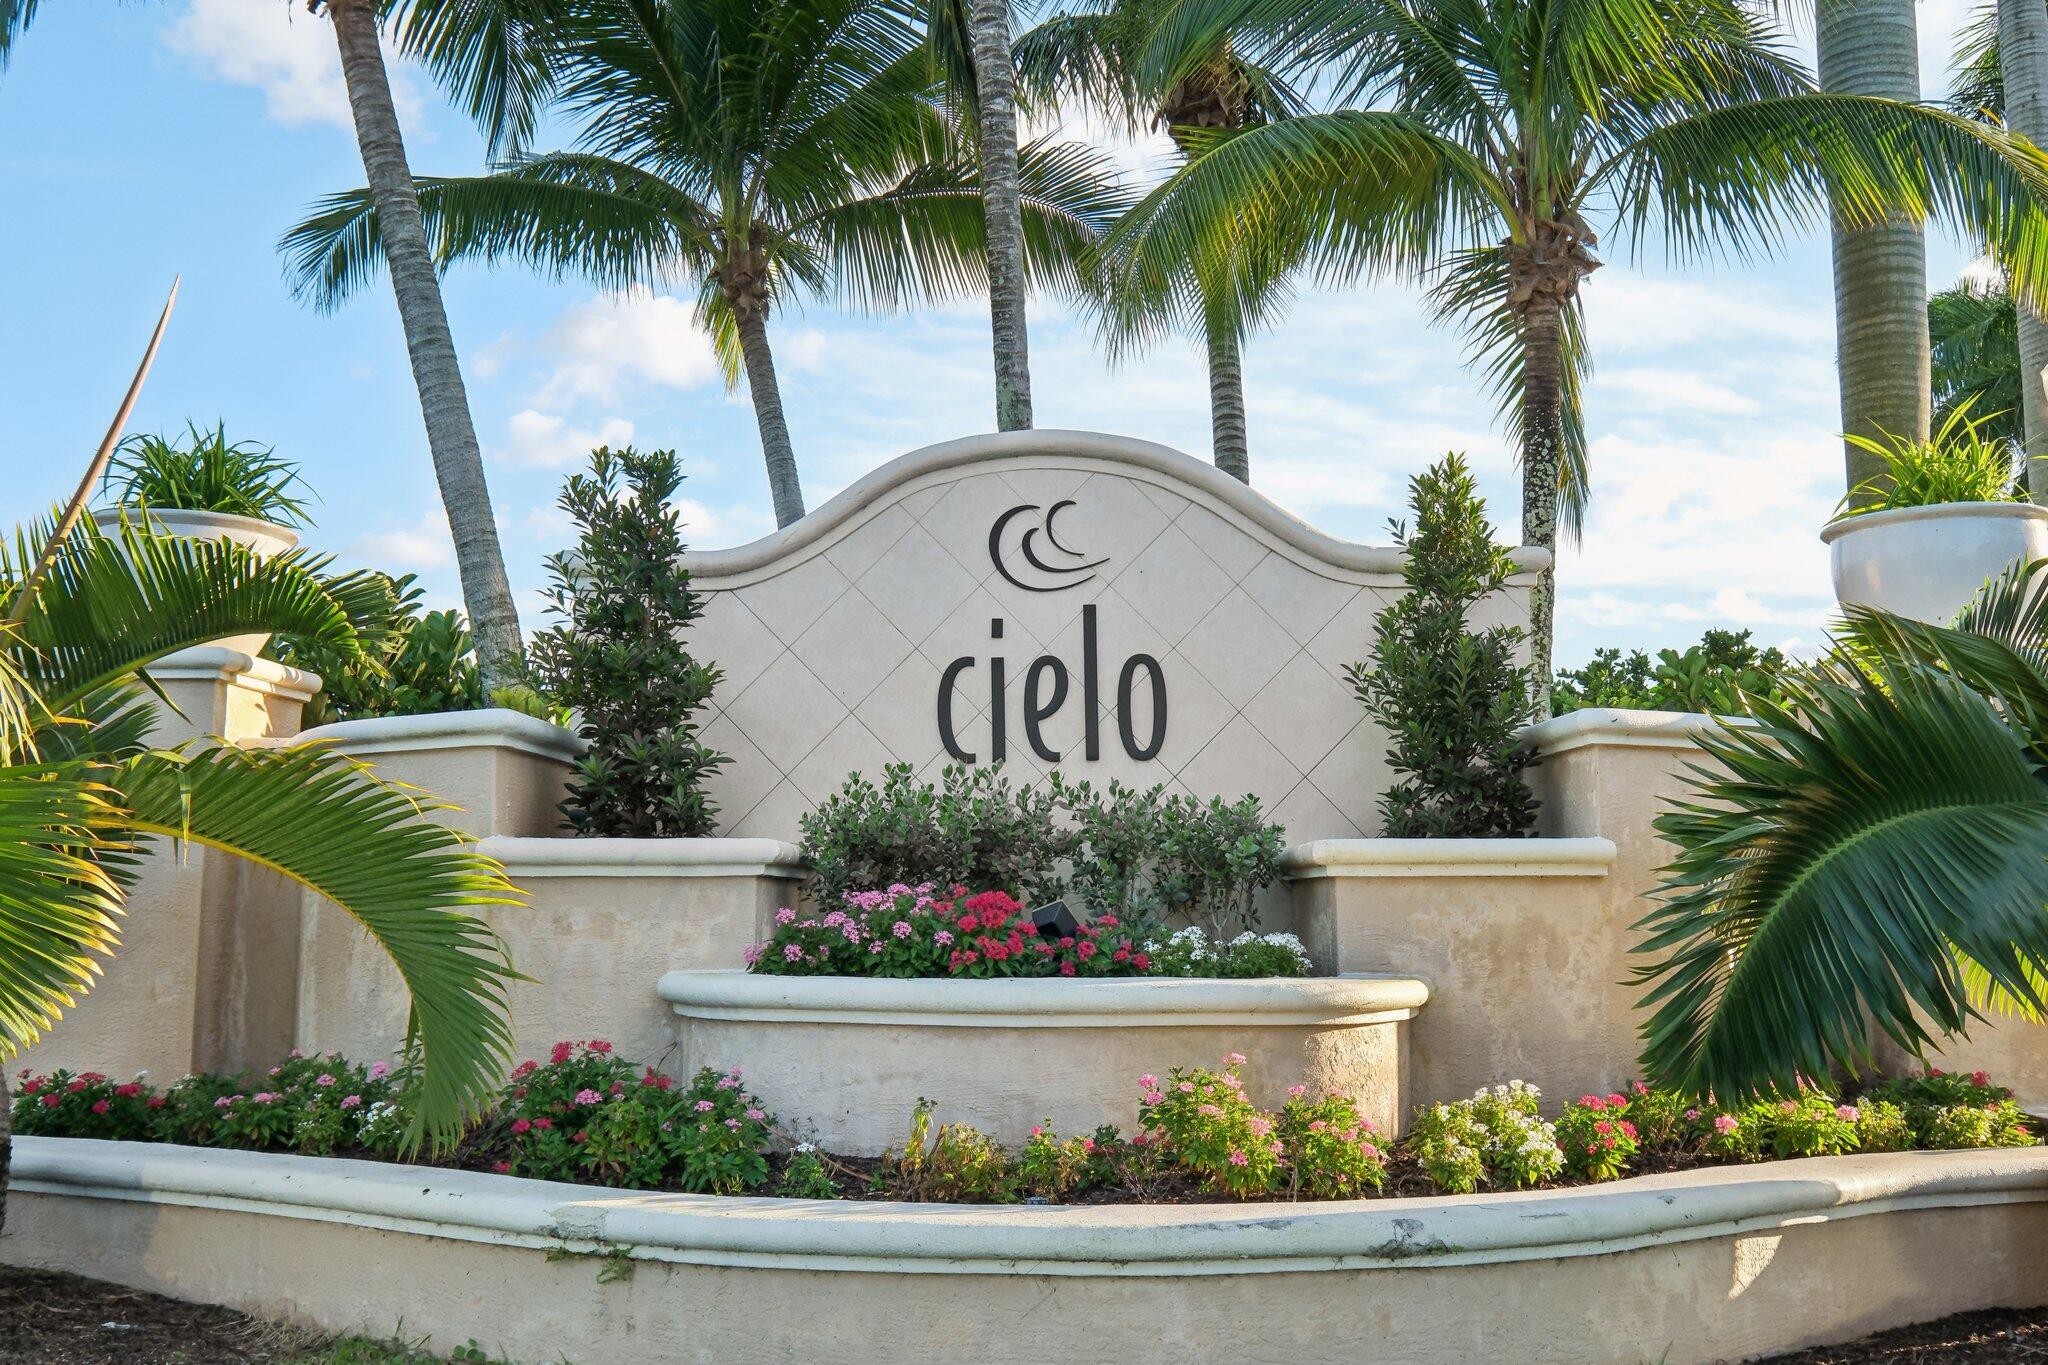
[731,304,806,530]
[1205,314,1250,482]
[967,0,1033,431]
[1520,295,1564,720]
[1998,0,2048,493]
[326,0,524,688]
[1817,0,1931,499]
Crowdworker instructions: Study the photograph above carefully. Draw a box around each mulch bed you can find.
[4,1262,2048,1362]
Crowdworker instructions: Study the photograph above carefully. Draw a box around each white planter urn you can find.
[91,505,302,654]
[1820,502,2048,624]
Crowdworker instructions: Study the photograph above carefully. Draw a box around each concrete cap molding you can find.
[678,430,1553,587]
[15,1138,2045,1277]
[1520,706,1760,758]
[479,836,805,879]
[659,969,1431,1028]
[1280,838,1617,879]
[298,709,588,763]
[146,645,323,703]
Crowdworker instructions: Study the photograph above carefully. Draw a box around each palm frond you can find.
[0,0,38,71]
[113,745,524,1149]
[1634,650,2048,1100]
[386,0,561,160]
[1948,2,2004,120]
[0,759,128,1060]
[3,516,356,716]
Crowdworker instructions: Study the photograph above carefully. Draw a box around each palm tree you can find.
[287,0,1125,529]
[0,2,537,686]
[927,0,1041,430]
[1016,0,1306,481]
[1951,0,2048,489]
[1931,275,2025,450]
[1633,558,2048,1100]
[1108,0,2048,703]
[1,350,522,1232]
[1816,0,1932,498]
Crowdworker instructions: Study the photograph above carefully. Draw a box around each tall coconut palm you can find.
[1951,0,2048,490]
[1109,0,2048,704]
[927,0,1041,430]
[1816,0,1932,499]
[287,0,1125,529]
[1015,0,1307,481]
[1634,558,2048,1100]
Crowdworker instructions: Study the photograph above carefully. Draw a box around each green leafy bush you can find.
[1019,1122,1114,1200]
[1862,1069,2036,1149]
[273,572,484,726]
[1349,455,1537,837]
[1054,777,1285,941]
[1138,1055,1288,1198]
[777,1143,841,1199]
[885,1099,1017,1202]
[1554,1092,1640,1181]
[1551,628,1790,716]
[102,422,313,526]
[1835,399,2023,515]
[528,447,728,837]
[1408,1082,1562,1194]
[800,763,1071,908]
[10,1069,158,1141]
[1276,1088,1389,1199]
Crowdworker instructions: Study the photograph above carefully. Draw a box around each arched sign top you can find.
[681,430,1543,843]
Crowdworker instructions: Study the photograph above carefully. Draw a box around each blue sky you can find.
[0,0,1989,667]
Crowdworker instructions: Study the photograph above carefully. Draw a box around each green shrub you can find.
[1055,777,1285,941]
[1137,1055,1282,1198]
[1018,1122,1103,1200]
[529,447,728,837]
[102,421,312,526]
[11,1069,157,1141]
[1348,455,1537,837]
[1554,1092,1639,1181]
[886,1100,1016,1202]
[1410,1083,1562,1193]
[1761,1094,1861,1158]
[1277,1088,1389,1199]
[1860,1069,2038,1149]
[273,573,484,727]
[777,1144,841,1199]
[1836,398,2023,515]
[1853,1099,1915,1153]
[1552,629,1789,716]
[1408,1101,1488,1194]
[800,763,1070,908]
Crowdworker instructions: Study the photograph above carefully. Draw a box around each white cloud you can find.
[354,512,453,571]
[497,409,637,469]
[162,0,424,130]
[537,292,721,403]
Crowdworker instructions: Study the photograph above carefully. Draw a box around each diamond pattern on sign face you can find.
[855,650,957,759]
[1244,649,1363,775]
[728,778,813,839]
[1270,774,1362,840]
[901,480,951,519]
[789,587,914,709]
[1241,552,1363,646]
[691,593,785,707]
[987,559,1106,649]
[698,712,783,832]
[1173,500,1267,582]
[916,584,1042,675]
[1051,473,1172,572]
[737,554,852,642]
[998,465,1089,507]
[1108,522,1235,647]
[1304,586,1397,681]
[921,472,1034,579]
[1136,479,1190,520]
[853,522,979,645]
[1131,649,1234,776]
[789,715,899,805]
[915,703,991,776]
[1177,713,1305,809]
[1176,587,1297,709]
[721,651,847,771]
[1306,717,1394,835]
[821,503,914,583]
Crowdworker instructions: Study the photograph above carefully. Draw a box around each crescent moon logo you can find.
[987,500,1108,594]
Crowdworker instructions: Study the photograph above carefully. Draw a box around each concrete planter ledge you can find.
[658,969,1429,1028]
[1281,837,1616,878]
[148,645,322,703]
[1520,706,1757,758]
[11,1139,2046,1362]
[297,708,587,763]
[484,837,806,880]
[663,971,1424,1152]
[14,1138,2043,1275]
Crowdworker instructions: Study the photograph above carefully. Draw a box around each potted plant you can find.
[91,422,312,650]
[1820,403,2048,624]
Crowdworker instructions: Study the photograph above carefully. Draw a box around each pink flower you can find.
[573,1088,603,1106]
[1138,1075,1158,1091]
[775,907,797,925]
[1198,1103,1223,1117]
[253,1092,277,1104]
[892,921,913,939]
[1177,1082,1196,1094]
[1228,1151,1249,1167]
[783,943,805,962]
[493,1161,512,1174]
[549,1042,574,1065]
[724,1118,741,1130]
[1714,1114,1739,1134]
[1224,1053,1246,1067]
[1632,1081,1650,1096]
[533,1118,553,1131]
[340,1095,362,1110]
[316,1074,336,1087]
[744,1108,766,1122]
[512,1117,532,1134]
[214,1095,237,1108]
[934,931,954,946]
[1143,1090,1164,1105]
[1835,1105,1859,1122]
[1607,1093,1629,1108]
[370,1060,392,1080]
[288,1049,304,1060]
[91,1100,110,1114]
[695,1099,716,1113]
[589,1040,613,1055]
[743,944,765,966]
[1579,1095,1605,1110]
[1287,1084,1307,1099]
[1971,1070,1991,1087]
[1248,1117,1273,1137]
[1684,1108,1700,1121]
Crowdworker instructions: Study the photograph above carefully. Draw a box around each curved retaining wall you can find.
[658,971,1429,1153]
[6,1139,2047,1363]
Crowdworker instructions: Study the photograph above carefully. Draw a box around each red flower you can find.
[533,1117,554,1131]
[493,1161,512,1174]
[589,1040,613,1055]
[1059,962,1077,977]
[147,1097,166,1109]
[512,1118,532,1135]
[572,1131,588,1144]
[91,1100,110,1115]
[1131,953,1150,972]
[115,1083,142,1098]
[39,1095,59,1108]
[958,915,980,933]
[549,1042,574,1065]
[67,1079,86,1093]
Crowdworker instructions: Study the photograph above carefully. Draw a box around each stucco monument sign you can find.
[682,431,1544,841]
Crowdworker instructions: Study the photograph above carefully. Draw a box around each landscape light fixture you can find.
[1031,898,1079,943]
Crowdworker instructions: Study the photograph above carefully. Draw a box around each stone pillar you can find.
[17,647,321,1082]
